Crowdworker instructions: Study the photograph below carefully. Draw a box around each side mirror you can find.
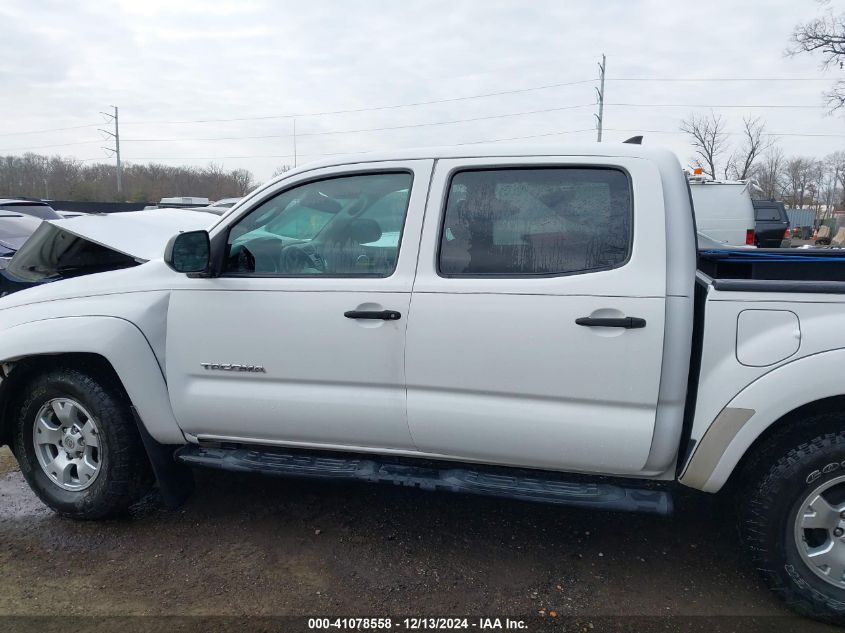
[164,230,210,274]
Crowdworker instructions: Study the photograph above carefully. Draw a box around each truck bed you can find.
[697,247,845,291]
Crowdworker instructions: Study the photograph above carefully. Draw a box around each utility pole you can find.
[99,106,122,195]
[595,54,606,142]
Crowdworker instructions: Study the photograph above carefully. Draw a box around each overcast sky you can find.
[1,0,844,182]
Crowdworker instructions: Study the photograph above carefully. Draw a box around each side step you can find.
[176,445,673,516]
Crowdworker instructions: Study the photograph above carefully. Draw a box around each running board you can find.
[175,445,673,516]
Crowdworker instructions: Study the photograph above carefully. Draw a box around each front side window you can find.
[225,172,413,276]
[439,168,632,276]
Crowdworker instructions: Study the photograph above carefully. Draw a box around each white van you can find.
[688,178,755,247]
[158,196,210,209]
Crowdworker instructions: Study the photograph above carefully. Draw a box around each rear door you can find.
[405,156,668,475]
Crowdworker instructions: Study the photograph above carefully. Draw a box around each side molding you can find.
[680,348,845,492]
[0,316,184,444]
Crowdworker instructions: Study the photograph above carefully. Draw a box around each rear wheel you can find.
[12,366,153,519]
[739,417,845,624]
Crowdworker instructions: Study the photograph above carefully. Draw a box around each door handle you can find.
[575,316,646,329]
[344,310,402,321]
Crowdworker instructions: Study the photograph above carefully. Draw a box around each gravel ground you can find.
[0,445,839,632]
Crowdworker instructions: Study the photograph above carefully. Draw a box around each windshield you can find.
[0,214,42,246]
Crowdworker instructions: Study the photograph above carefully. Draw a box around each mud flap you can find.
[132,407,194,509]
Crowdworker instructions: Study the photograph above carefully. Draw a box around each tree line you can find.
[0,153,256,203]
[679,111,845,216]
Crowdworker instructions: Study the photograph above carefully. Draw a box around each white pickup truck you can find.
[2,144,845,623]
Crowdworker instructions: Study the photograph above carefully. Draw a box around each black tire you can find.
[739,414,845,624]
[12,366,153,519]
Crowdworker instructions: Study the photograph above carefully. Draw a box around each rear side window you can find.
[439,168,632,276]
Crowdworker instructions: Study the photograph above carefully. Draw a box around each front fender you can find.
[0,315,184,444]
[680,348,845,492]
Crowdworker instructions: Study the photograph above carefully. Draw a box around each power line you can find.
[609,77,832,82]
[116,101,829,146]
[0,139,101,152]
[120,79,597,125]
[120,104,596,143]
[0,122,100,138]
[116,78,836,126]
[0,77,833,137]
[606,128,845,138]
[114,78,833,127]
[607,102,825,109]
[107,129,597,162]
[2,104,593,152]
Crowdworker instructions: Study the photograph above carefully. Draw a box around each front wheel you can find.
[740,420,845,624]
[12,366,153,519]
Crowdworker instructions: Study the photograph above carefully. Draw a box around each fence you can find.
[46,200,151,214]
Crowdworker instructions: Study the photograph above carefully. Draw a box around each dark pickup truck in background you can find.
[752,199,790,248]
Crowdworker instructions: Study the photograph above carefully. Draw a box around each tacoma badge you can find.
[200,363,266,373]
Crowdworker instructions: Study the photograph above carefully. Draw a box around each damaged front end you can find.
[0,222,141,297]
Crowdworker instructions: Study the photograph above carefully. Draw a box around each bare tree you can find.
[789,7,845,109]
[817,151,845,218]
[750,146,786,199]
[0,153,256,202]
[680,112,729,178]
[272,164,292,178]
[726,117,772,180]
[783,157,821,208]
[231,168,255,195]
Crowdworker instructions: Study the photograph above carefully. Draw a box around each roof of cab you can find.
[275,142,679,181]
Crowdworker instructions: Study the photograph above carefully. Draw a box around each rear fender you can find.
[680,348,845,492]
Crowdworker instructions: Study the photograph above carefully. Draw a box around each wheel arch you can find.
[0,316,184,448]
[680,348,845,492]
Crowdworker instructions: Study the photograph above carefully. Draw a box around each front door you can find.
[405,157,668,475]
[166,160,432,451]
